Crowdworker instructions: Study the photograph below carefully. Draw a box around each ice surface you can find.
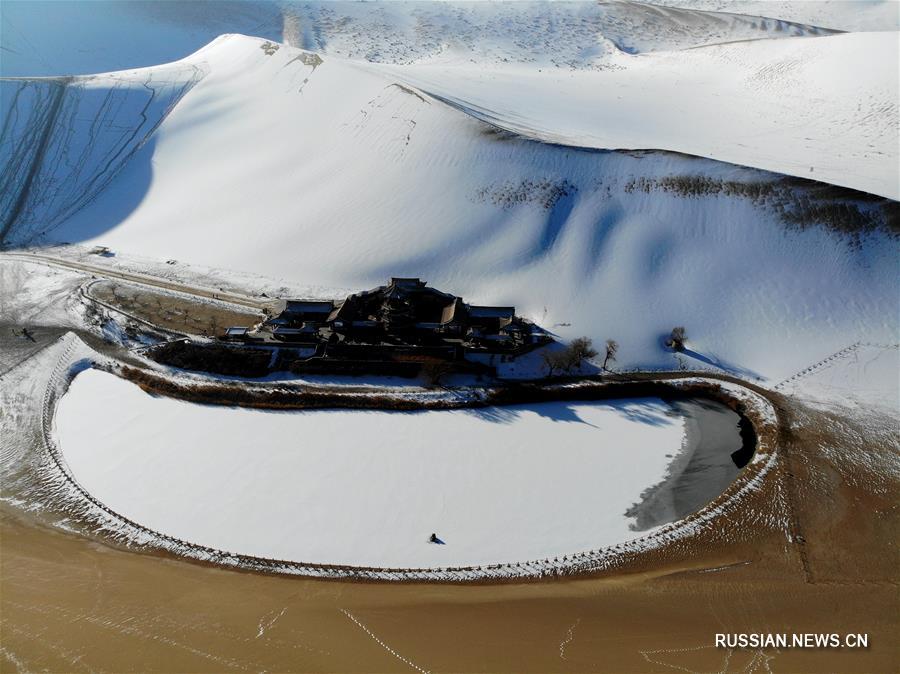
[57,368,688,567]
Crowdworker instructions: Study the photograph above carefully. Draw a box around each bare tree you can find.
[566,337,598,371]
[543,337,598,377]
[666,326,687,351]
[542,349,568,377]
[602,339,618,371]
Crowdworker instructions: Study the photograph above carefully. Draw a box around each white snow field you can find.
[4,11,897,196]
[0,0,859,78]
[776,343,900,412]
[3,32,894,383]
[385,30,900,199]
[650,0,900,31]
[56,368,688,567]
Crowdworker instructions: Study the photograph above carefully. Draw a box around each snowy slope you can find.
[3,34,896,383]
[776,343,900,411]
[278,0,839,63]
[0,62,204,242]
[1,0,845,78]
[6,5,894,200]
[56,368,691,567]
[384,31,900,199]
[651,0,900,32]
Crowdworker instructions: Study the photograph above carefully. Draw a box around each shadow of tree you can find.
[530,402,599,428]
[463,398,677,428]
[681,348,761,380]
[604,399,678,427]
[462,406,521,424]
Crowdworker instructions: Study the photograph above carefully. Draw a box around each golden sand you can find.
[2,394,898,673]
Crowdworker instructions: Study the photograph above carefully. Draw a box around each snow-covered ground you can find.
[776,342,900,412]
[56,368,691,567]
[0,258,86,329]
[385,30,900,199]
[5,16,897,200]
[1,1,897,573]
[3,31,895,383]
[650,0,900,31]
[2,0,869,78]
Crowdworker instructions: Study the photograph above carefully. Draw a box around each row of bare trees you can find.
[542,326,687,377]
[542,337,597,376]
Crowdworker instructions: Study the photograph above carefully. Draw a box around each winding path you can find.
[1,251,271,311]
[34,333,781,582]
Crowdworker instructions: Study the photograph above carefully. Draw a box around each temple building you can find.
[225,277,545,362]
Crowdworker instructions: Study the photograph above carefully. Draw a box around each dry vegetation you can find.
[121,365,429,410]
[92,281,262,336]
[541,336,597,376]
[476,172,897,245]
[624,174,900,241]
[151,342,272,378]
[475,178,578,209]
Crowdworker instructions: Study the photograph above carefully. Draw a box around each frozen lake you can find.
[55,369,743,567]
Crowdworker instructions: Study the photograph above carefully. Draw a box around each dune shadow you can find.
[45,137,157,245]
[1,71,199,248]
[681,348,761,380]
[539,189,578,252]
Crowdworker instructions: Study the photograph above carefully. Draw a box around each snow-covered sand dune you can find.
[278,0,839,63]
[1,0,848,78]
[650,0,900,32]
[5,3,893,199]
[0,63,204,242]
[2,34,892,381]
[386,30,899,200]
[57,369,696,567]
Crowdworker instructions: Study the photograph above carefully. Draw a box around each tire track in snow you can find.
[5,599,261,672]
[638,644,737,674]
[256,607,288,639]
[340,609,430,674]
[0,78,70,243]
[558,617,580,660]
[772,341,863,392]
